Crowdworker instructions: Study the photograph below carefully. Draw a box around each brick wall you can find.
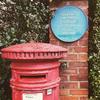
[50,1,88,100]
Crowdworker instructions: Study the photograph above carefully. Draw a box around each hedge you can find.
[89,0,100,99]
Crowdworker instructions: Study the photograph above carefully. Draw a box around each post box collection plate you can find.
[23,93,43,100]
[51,6,88,42]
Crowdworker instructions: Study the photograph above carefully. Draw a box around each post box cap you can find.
[1,43,67,60]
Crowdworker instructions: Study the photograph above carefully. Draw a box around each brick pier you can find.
[50,0,88,100]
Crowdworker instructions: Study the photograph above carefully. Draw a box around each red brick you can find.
[70,74,88,81]
[68,62,88,68]
[49,36,55,41]
[70,89,88,95]
[67,42,79,46]
[80,96,88,100]
[79,74,88,81]
[60,68,77,77]
[70,75,79,81]
[60,96,79,100]
[78,39,88,46]
[56,1,88,20]
[59,40,79,47]
[60,82,78,89]
[79,68,88,75]
[65,54,77,61]
[59,42,69,48]
[65,69,77,75]
[80,82,88,89]
[79,32,88,41]
[60,89,69,95]
[75,47,88,53]
[66,82,78,89]
[50,40,60,45]
[77,54,88,62]
[60,74,69,81]
[79,36,88,42]
[68,47,88,53]
[60,73,68,77]
[67,47,75,53]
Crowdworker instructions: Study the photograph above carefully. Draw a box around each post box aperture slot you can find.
[20,74,47,83]
[20,75,46,79]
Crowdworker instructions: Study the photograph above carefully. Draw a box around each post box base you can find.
[12,84,59,100]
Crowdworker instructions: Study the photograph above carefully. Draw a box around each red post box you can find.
[1,43,66,100]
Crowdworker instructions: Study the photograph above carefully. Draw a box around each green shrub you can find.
[0,0,50,100]
[89,0,100,99]
[0,0,50,47]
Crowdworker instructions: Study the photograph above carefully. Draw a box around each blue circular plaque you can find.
[51,6,88,42]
